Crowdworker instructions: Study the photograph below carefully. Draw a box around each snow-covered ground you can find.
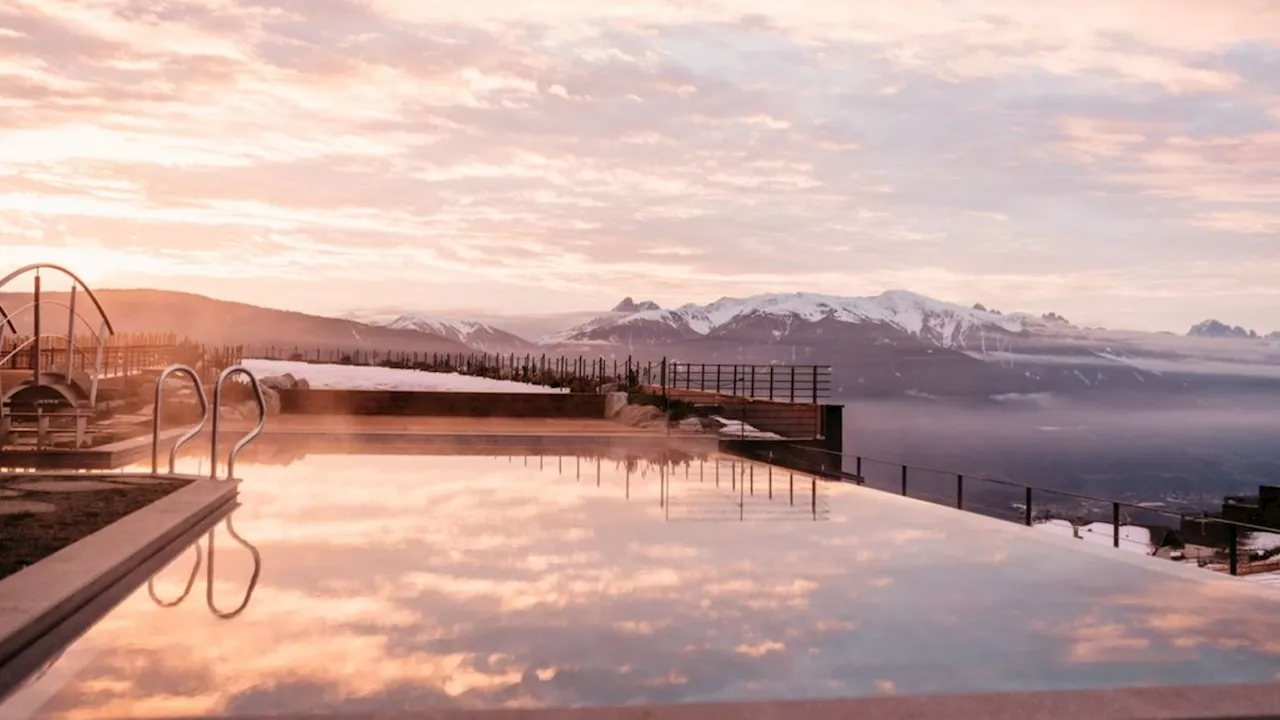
[241,359,567,394]
[1033,518,1155,555]
[710,416,784,439]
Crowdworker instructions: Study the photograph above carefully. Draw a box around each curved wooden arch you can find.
[0,263,116,335]
[0,299,108,345]
[0,301,15,334]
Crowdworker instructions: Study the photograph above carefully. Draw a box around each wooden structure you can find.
[0,264,177,449]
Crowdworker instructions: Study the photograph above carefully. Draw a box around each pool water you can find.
[3,442,1280,717]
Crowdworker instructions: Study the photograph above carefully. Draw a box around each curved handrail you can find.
[206,516,262,620]
[0,334,100,370]
[0,263,116,335]
[210,365,267,481]
[152,364,210,475]
[146,542,203,607]
[0,300,16,334]
[0,299,109,347]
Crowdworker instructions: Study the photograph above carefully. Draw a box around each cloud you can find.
[0,0,1277,329]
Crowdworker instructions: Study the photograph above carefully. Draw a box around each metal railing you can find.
[663,362,832,403]
[210,365,268,481]
[754,442,1280,577]
[149,363,267,481]
[151,364,209,475]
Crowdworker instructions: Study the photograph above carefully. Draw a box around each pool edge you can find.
[0,478,239,668]
[209,681,1280,720]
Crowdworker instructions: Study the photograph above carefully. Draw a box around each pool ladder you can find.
[150,364,268,480]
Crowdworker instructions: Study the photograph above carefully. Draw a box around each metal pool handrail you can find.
[151,364,210,475]
[210,365,267,481]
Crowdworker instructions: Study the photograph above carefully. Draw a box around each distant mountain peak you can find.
[612,297,661,313]
[555,289,1027,349]
[1188,319,1258,339]
[351,312,535,353]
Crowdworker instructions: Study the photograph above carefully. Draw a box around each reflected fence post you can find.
[1229,524,1239,576]
[1025,487,1034,526]
[957,474,964,510]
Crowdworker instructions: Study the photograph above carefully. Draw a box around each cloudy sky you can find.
[1,0,1278,332]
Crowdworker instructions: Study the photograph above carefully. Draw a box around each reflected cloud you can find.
[5,452,1280,717]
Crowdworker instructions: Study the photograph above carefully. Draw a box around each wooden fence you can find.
[0,332,183,379]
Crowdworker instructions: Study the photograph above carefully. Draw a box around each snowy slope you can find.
[242,359,565,393]
[551,290,1026,349]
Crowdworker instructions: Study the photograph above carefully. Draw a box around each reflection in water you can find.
[524,453,828,522]
[146,517,262,620]
[4,450,1280,718]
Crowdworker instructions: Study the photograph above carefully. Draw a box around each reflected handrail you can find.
[206,516,262,620]
[146,517,261,620]
[146,541,203,607]
[210,365,267,481]
[151,364,210,475]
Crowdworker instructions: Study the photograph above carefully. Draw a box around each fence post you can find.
[1112,503,1121,548]
[1024,487,1033,526]
[900,465,908,496]
[769,366,775,400]
[749,367,755,398]
[812,366,819,403]
[789,367,796,403]
[957,474,964,509]
[855,455,862,478]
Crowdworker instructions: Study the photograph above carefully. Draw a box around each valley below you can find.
[840,392,1280,512]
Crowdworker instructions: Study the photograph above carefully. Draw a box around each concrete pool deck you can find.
[0,478,238,674]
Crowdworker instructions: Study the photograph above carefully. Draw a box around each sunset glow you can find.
[1,0,1278,329]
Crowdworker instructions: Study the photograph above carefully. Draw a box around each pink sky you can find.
[2,0,1279,332]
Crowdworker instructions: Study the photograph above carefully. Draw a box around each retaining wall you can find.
[276,389,607,418]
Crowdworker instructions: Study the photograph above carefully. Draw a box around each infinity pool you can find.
[3,441,1280,717]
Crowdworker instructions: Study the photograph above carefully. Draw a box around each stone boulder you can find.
[615,404,668,429]
[259,385,282,415]
[258,373,298,391]
[604,392,628,419]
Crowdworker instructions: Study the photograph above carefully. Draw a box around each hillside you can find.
[0,289,471,355]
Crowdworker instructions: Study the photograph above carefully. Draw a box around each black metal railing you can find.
[662,361,831,403]
[751,443,1280,578]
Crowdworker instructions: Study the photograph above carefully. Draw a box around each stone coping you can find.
[0,477,238,670]
[166,682,1280,720]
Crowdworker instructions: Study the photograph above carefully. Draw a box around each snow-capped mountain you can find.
[1188,319,1259,339]
[612,297,661,313]
[552,291,1026,349]
[344,312,535,354]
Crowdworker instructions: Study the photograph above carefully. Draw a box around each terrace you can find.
[1,265,1279,719]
